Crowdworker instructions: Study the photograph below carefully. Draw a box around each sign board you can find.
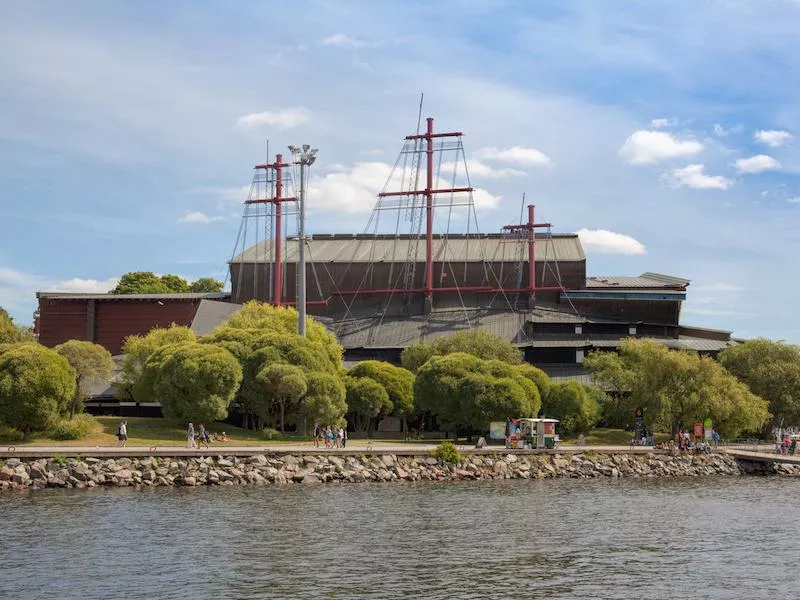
[693,422,703,439]
[703,418,713,428]
[489,421,506,440]
[704,428,713,441]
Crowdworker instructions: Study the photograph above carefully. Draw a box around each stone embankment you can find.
[1,452,797,491]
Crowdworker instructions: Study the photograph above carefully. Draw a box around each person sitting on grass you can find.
[220,431,228,442]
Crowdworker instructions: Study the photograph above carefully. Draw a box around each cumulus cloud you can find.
[307,162,393,214]
[306,161,502,214]
[663,164,733,190]
[475,146,552,166]
[754,129,793,147]
[321,33,369,48]
[788,197,800,204]
[440,159,526,180]
[734,154,781,174]
[236,107,309,129]
[650,117,677,129]
[618,130,703,165]
[177,211,226,224]
[48,277,119,293]
[576,229,647,255]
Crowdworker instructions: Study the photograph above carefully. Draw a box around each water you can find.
[2,477,799,599]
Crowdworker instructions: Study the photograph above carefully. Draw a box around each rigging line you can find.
[416,93,424,136]
[519,192,526,226]
[462,142,473,286]
[241,203,249,301]
[304,242,327,302]
[434,222,473,328]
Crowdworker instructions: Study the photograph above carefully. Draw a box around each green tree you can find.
[0,307,34,344]
[718,339,800,430]
[54,340,115,419]
[190,277,224,292]
[0,344,76,440]
[585,339,769,438]
[117,324,197,402]
[414,353,540,434]
[160,274,190,293]
[203,302,345,430]
[112,271,171,294]
[348,360,415,423]
[153,342,242,423]
[256,363,308,432]
[345,376,390,433]
[542,381,600,435]
[302,372,347,427]
[401,329,521,373]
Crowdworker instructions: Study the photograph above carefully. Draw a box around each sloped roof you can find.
[190,299,243,336]
[231,233,585,264]
[37,292,230,301]
[586,273,689,289]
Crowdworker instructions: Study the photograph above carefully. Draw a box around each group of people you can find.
[186,422,228,448]
[776,435,798,455]
[312,424,347,448]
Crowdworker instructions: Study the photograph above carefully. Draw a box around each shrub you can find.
[50,414,98,440]
[262,428,282,441]
[430,440,462,464]
[52,454,68,466]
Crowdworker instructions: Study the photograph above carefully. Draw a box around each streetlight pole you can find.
[288,144,317,337]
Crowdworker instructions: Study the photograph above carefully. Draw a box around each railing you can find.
[720,438,791,455]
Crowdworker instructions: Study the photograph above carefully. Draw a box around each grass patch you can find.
[560,428,671,446]
[0,415,308,447]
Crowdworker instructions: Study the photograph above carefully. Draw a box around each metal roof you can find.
[332,310,529,349]
[231,234,586,264]
[37,292,231,301]
[190,300,243,336]
[540,365,596,386]
[585,274,688,289]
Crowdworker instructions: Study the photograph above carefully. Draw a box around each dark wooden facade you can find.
[37,295,214,355]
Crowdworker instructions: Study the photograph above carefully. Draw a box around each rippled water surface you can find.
[3,477,800,599]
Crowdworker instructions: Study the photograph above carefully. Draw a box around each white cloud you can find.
[788,197,800,204]
[663,164,733,190]
[734,154,781,174]
[475,146,553,166]
[307,162,393,214]
[471,188,502,210]
[441,159,526,180]
[321,33,370,48]
[713,124,727,137]
[177,211,225,224]
[650,117,677,128]
[576,229,646,255]
[48,277,119,293]
[754,129,793,148]
[618,130,703,165]
[235,107,310,129]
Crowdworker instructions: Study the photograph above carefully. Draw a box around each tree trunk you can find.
[280,401,286,433]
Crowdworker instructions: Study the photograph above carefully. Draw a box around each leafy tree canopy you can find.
[414,352,540,432]
[718,339,800,428]
[54,340,115,419]
[347,360,415,418]
[401,329,522,373]
[0,344,76,439]
[117,324,197,402]
[542,381,600,435]
[152,342,243,423]
[585,339,769,438]
[256,363,308,432]
[345,375,390,433]
[111,271,224,295]
[0,307,34,344]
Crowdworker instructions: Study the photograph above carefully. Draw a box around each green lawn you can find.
[560,428,671,446]
[0,416,306,446]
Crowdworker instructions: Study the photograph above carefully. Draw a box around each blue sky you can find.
[2,1,799,340]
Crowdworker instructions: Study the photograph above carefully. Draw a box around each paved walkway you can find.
[0,442,657,459]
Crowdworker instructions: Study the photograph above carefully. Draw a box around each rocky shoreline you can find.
[1,452,797,491]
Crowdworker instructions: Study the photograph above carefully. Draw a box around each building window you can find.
[576,349,585,363]
[629,325,637,336]
[575,324,583,335]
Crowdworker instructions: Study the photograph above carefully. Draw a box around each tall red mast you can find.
[248,153,295,306]
[501,204,556,303]
[377,117,472,301]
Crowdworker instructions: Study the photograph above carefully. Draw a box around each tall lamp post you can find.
[288,144,317,337]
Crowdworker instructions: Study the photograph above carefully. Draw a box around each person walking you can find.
[339,426,347,449]
[187,422,197,449]
[117,420,128,447]
[324,426,332,449]
[313,423,321,448]
[198,423,209,449]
